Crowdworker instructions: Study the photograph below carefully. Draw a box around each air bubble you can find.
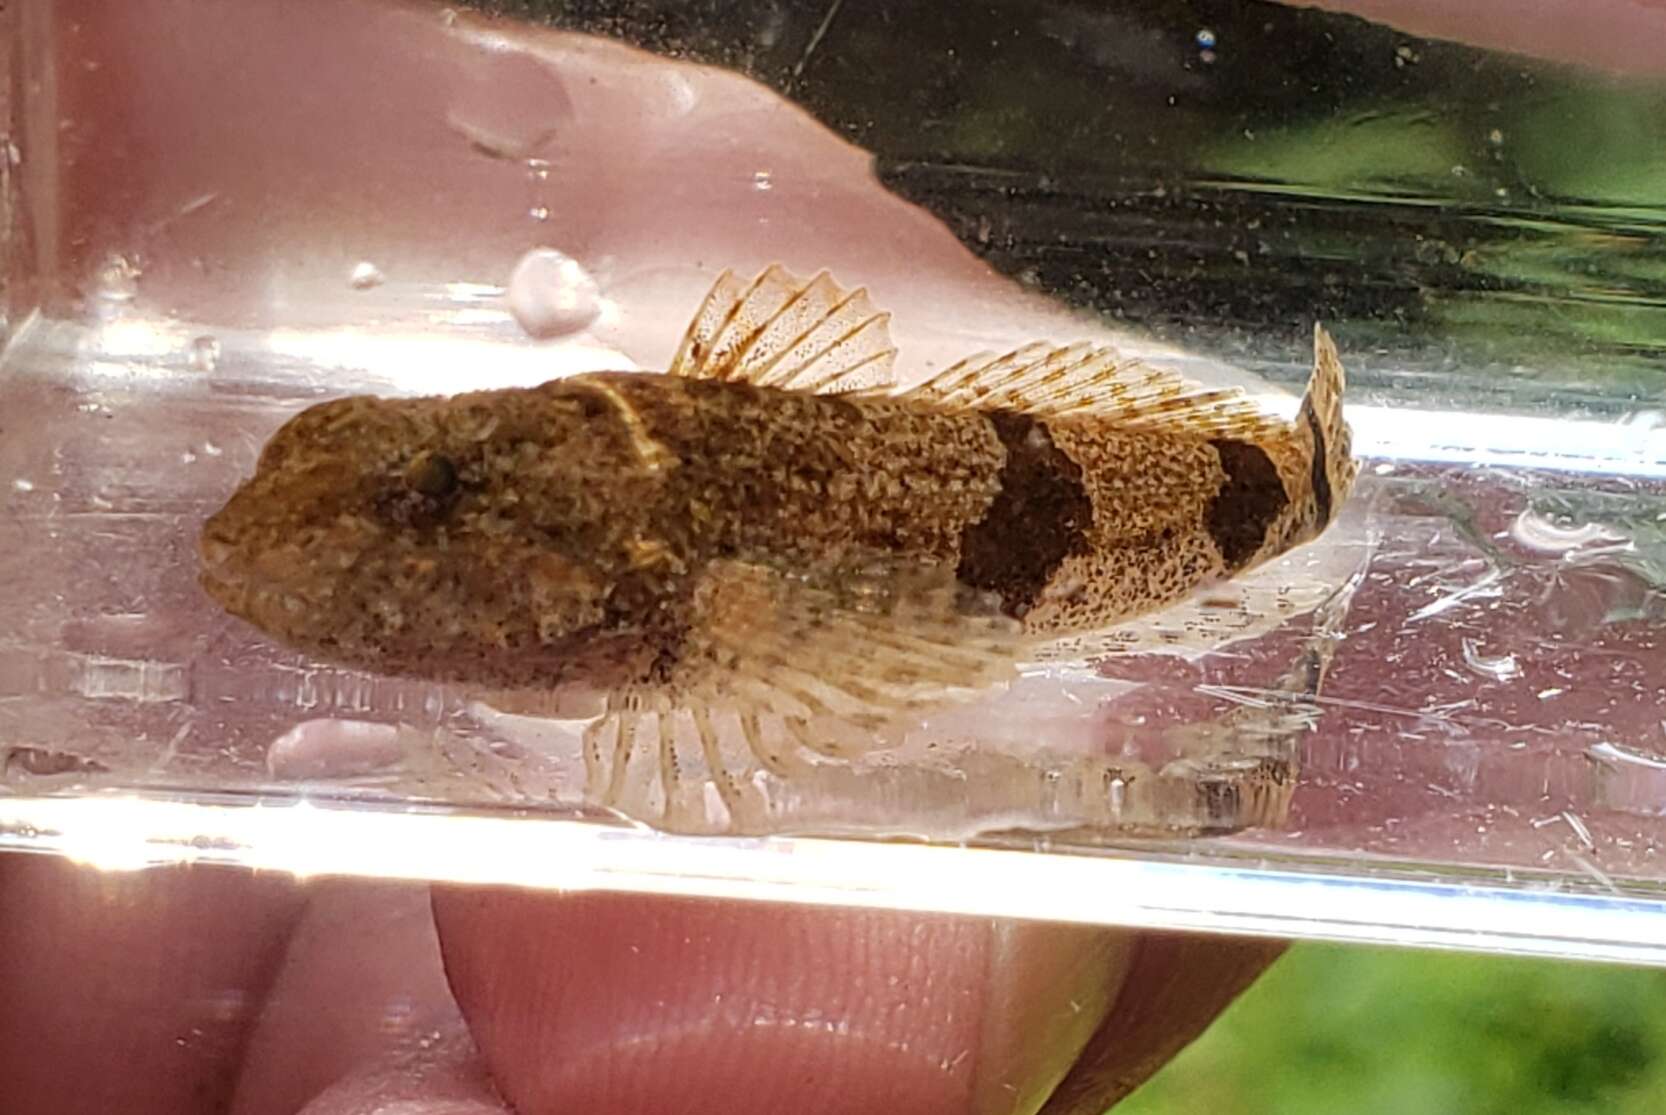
[187,335,221,373]
[529,205,551,221]
[507,248,601,339]
[1196,28,1217,48]
[1461,638,1520,682]
[753,170,774,191]
[1621,408,1665,431]
[1509,508,1626,555]
[348,261,385,290]
[94,254,141,305]
[662,72,699,116]
[267,718,404,780]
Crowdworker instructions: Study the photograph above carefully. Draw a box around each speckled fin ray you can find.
[577,560,1023,827]
[668,265,898,394]
[886,340,1289,439]
[688,559,1022,718]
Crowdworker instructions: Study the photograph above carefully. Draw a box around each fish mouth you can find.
[196,529,261,618]
[197,560,251,618]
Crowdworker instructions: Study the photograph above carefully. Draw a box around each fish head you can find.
[199,386,644,680]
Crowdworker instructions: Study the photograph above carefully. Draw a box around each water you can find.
[2,0,1665,956]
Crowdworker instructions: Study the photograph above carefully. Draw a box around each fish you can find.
[200,265,1357,821]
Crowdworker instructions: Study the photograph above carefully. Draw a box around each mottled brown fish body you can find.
[590,374,1005,574]
[584,372,1323,640]
[1023,414,1324,634]
[200,374,1008,693]
[201,264,1355,826]
[200,368,1331,695]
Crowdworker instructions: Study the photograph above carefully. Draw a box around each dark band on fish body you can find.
[956,412,1092,617]
[1205,439,1288,569]
[1300,398,1333,528]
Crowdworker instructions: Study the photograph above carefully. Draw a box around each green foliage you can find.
[1118,945,1666,1115]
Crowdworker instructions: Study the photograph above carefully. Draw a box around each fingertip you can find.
[293,1025,510,1115]
[431,889,1136,1115]
[1039,933,1287,1114]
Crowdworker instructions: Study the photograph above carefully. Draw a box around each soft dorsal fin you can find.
[883,340,1291,441]
[668,265,898,394]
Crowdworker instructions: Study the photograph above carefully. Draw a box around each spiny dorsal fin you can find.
[881,339,1291,440]
[668,265,898,394]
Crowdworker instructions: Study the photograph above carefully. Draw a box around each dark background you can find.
[465,0,1666,404]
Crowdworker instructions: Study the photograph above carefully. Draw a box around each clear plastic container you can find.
[2,0,1664,964]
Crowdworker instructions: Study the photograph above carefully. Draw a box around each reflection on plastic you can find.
[7,793,1666,968]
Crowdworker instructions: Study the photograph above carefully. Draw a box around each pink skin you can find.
[0,1,1645,1113]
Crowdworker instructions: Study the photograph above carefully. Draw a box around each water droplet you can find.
[1461,637,1520,682]
[4,138,19,167]
[177,192,217,218]
[753,170,774,192]
[1195,28,1217,49]
[1621,408,1665,431]
[12,478,35,493]
[507,248,601,339]
[526,158,551,181]
[348,261,385,290]
[1509,508,1627,555]
[1592,733,1666,770]
[528,205,551,221]
[267,718,403,781]
[661,72,699,116]
[1487,128,1505,146]
[94,253,140,305]
[187,335,220,372]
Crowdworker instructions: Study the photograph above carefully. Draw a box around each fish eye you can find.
[406,452,459,498]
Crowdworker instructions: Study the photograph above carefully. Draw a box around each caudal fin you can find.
[1297,325,1358,529]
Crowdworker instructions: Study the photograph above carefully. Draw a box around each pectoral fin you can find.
[575,559,1024,828]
